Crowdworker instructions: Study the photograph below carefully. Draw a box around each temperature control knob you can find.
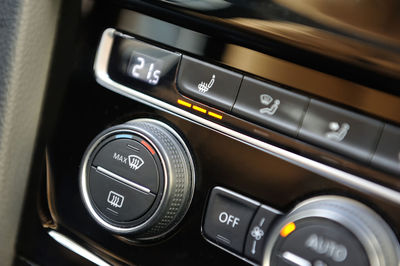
[80,119,195,240]
[263,196,400,266]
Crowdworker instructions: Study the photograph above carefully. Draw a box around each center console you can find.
[15,1,400,265]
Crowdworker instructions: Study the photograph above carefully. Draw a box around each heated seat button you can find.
[177,56,243,111]
[233,77,309,136]
[93,138,159,193]
[89,167,156,223]
[299,99,383,162]
[371,124,400,175]
[203,187,260,254]
[244,205,282,263]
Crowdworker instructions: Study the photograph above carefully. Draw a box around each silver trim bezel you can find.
[48,230,111,266]
[96,166,151,193]
[94,28,400,206]
[80,119,196,236]
[131,118,196,240]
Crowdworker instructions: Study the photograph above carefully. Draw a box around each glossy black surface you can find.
[130,0,400,78]
[115,8,400,125]
[29,85,400,265]
[14,1,400,265]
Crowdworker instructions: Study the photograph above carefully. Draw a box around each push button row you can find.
[176,56,399,174]
[202,187,282,264]
[118,37,400,175]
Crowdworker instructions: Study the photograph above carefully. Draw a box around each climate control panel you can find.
[202,187,400,266]
[28,7,400,266]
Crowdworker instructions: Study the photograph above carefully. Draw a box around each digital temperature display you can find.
[128,52,163,85]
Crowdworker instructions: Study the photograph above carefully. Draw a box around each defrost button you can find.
[92,138,160,193]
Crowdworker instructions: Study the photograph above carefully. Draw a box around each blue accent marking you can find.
[115,134,133,139]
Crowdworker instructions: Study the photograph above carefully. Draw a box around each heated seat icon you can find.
[259,94,280,116]
[107,191,124,208]
[197,74,215,93]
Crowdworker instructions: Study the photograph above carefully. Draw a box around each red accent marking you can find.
[141,140,155,155]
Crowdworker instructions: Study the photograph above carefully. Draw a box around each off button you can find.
[203,187,260,253]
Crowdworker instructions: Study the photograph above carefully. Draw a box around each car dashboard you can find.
[12,0,400,265]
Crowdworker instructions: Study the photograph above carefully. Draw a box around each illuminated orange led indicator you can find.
[141,140,156,155]
[177,99,192,108]
[208,111,223,120]
[193,105,207,114]
[280,222,296,237]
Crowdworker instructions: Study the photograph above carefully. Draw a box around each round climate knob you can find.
[263,196,400,266]
[80,119,195,240]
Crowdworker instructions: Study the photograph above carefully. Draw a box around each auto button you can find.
[203,187,260,253]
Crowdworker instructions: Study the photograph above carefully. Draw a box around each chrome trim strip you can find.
[94,28,400,206]
[282,251,311,266]
[48,230,111,266]
[96,166,151,194]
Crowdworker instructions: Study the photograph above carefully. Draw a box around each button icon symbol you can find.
[128,155,144,170]
[259,94,280,116]
[250,217,266,255]
[197,74,215,93]
[107,191,124,208]
[251,226,264,241]
[218,211,240,228]
[325,122,350,142]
